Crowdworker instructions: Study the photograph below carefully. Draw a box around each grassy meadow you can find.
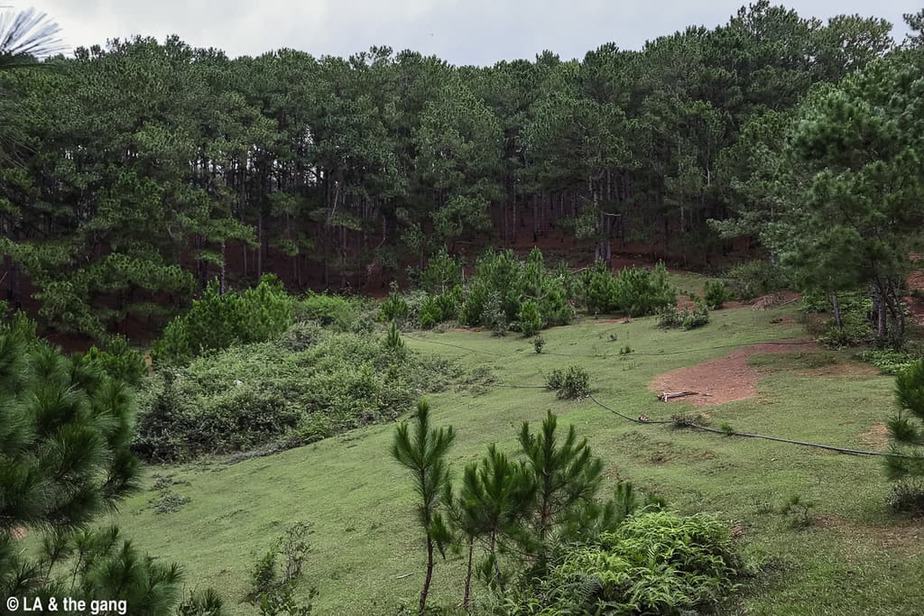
[112,300,924,615]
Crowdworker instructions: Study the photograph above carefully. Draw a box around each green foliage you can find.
[79,335,147,386]
[176,588,226,616]
[153,276,294,366]
[533,335,546,354]
[779,494,815,529]
[657,301,710,330]
[505,511,742,615]
[886,480,924,514]
[858,348,919,375]
[703,280,731,309]
[384,321,406,355]
[516,299,544,338]
[419,286,463,329]
[579,262,676,317]
[518,411,604,543]
[0,330,182,614]
[419,249,463,293]
[460,249,573,334]
[136,323,460,461]
[391,400,455,614]
[0,332,139,531]
[545,366,591,399]
[885,360,924,481]
[246,522,316,616]
[725,261,788,301]
[297,292,363,331]
[380,284,410,323]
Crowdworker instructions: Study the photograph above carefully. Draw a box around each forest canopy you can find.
[0,2,921,341]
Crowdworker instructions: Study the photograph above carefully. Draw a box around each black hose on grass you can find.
[407,333,911,459]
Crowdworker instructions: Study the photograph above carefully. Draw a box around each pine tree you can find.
[453,445,534,607]
[518,412,604,545]
[391,399,455,615]
[0,325,183,614]
[886,360,924,481]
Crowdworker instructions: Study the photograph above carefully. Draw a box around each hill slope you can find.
[112,305,924,615]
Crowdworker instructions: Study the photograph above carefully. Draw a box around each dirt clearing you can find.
[649,341,817,406]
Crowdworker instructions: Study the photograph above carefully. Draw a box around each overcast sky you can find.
[16,1,921,65]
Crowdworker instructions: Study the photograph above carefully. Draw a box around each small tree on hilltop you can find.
[391,400,455,614]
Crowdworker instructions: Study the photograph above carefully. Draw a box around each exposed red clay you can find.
[649,341,818,406]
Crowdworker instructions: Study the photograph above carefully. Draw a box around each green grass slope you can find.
[112,305,924,615]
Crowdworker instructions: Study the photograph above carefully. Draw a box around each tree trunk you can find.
[830,292,842,328]
[462,537,474,611]
[419,535,434,615]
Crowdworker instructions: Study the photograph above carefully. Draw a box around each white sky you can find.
[14,1,921,65]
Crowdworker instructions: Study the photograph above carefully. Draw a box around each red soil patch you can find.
[649,341,817,406]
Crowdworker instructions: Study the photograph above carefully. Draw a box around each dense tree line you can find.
[0,3,916,340]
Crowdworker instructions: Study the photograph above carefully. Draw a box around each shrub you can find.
[726,260,788,300]
[459,248,573,333]
[658,301,709,330]
[379,284,410,322]
[681,301,710,330]
[297,292,361,331]
[419,285,463,329]
[703,279,731,309]
[517,299,544,337]
[136,325,463,460]
[383,321,406,357]
[246,522,316,616]
[580,261,675,317]
[533,335,546,354]
[886,480,924,514]
[80,335,147,386]
[508,511,742,615]
[779,494,815,528]
[177,589,226,616]
[859,348,919,374]
[153,275,294,366]
[818,312,872,348]
[419,248,462,293]
[546,365,591,399]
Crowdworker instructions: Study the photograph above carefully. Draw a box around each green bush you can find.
[153,275,294,366]
[580,261,675,317]
[658,301,710,330]
[546,365,591,399]
[703,280,731,309]
[297,292,362,331]
[726,260,788,300]
[508,511,742,615]
[681,301,710,330]
[136,324,462,461]
[419,248,463,293]
[818,311,872,348]
[859,348,919,374]
[419,286,463,329]
[517,299,544,337]
[460,248,574,333]
[79,335,147,386]
[379,284,410,322]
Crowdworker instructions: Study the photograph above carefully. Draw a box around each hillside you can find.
[109,301,924,615]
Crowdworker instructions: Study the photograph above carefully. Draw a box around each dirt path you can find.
[649,341,818,406]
